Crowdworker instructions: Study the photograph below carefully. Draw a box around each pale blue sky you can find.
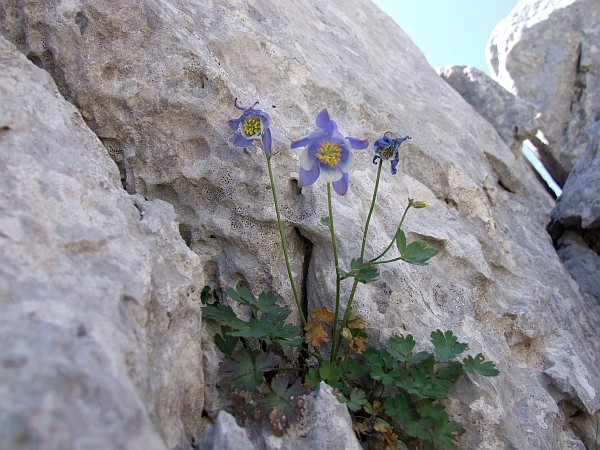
[371,0,520,75]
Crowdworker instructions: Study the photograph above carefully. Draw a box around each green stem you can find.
[371,201,413,263]
[265,154,306,326]
[327,183,342,363]
[333,161,383,361]
[361,159,383,258]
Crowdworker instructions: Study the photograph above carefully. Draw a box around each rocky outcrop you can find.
[549,123,600,304]
[0,36,204,449]
[438,65,539,156]
[1,0,600,449]
[486,0,600,187]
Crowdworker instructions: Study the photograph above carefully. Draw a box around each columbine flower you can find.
[372,133,411,175]
[291,109,368,195]
[228,98,272,155]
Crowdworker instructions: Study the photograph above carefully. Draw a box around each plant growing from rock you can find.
[201,102,499,448]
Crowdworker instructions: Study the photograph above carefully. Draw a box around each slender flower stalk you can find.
[333,159,383,360]
[371,201,413,263]
[265,153,307,326]
[327,183,343,362]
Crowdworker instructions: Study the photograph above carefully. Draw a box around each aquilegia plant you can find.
[202,102,499,449]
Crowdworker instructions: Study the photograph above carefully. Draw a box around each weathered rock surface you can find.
[200,411,257,450]
[244,382,362,450]
[0,36,204,449]
[438,65,539,156]
[1,1,600,449]
[549,123,600,305]
[487,0,600,187]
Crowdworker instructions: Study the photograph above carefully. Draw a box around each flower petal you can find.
[319,162,343,182]
[300,145,318,170]
[338,148,355,173]
[395,135,411,146]
[228,117,242,130]
[298,160,320,187]
[291,137,312,149]
[332,172,349,195]
[316,109,334,133]
[390,159,399,175]
[233,133,254,148]
[262,128,272,155]
[347,137,369,150]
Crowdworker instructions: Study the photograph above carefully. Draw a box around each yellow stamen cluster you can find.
[242,117,261,137]
[379,145,395,159]
[316,141,342,167]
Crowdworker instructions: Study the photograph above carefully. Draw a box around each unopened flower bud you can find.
[413,201,429,208]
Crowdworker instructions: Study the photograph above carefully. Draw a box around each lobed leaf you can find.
[214,325,239,354]
[339,387,367,412]
[355,265,379,284]
[395,229,407,255]
[387,334,416,362]
[219,350,281,392]
[384,395,411,425]
[320,216,331,227]
[430,330,469,362]
[228,285,257,309]
[402,240,439,265]
[255,374,311,436]
[463,353,500,377]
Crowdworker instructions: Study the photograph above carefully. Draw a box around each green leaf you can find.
[395,229,407,255]
[320,216,330,227]
[319,361,343,389]
[256,291,281,313]
[350,257,363,270]
[339,359,369,380]
[387,334,416,362]
[437,362,464,383]
[255,374,311,436]
[463,353,500,377]
[228,286,257,310]
[366,348,396,369]
[339,387,367,412]
[306,368,322,389]
[336,267,349,279]
[200,286,213,305]
[383,395,411,424]
[370,364,396,387]
[219,350,281,391]
[430,419,463,449]
[418,403,449,421]
[410,351,431,364]
[405,418,433,440]
[420,376,453,399]
[430,330,469,362]
[214,325,239,354]
[402,240,439,265]
[202,303,250,332]
[355,265,379,284]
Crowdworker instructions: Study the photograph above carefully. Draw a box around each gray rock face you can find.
[0,36,204,449]
[438,65,539,156]
[245,382,362,450]
[201,411,257,450]
[1,1,600,449]
[487,0,600,187]
[550,124,600,304]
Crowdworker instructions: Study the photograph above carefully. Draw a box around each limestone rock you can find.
[487,0,600,186]
[438,65,539,155]
[245,382,362,450]
[0,35,204,449]
[1,0,600,449]
[200,411,257,450]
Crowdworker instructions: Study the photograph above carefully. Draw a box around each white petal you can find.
[320,163,343,182]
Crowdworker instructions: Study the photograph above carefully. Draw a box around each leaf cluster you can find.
[324,330,499,449]
[201,286,309,434]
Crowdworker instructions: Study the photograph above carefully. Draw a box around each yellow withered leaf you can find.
[304,322,330,347]
[310,307,334,323]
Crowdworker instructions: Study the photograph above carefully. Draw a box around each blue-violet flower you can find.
[372,133,411,175]
[291,109,368,195]
[228,98,272,155]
